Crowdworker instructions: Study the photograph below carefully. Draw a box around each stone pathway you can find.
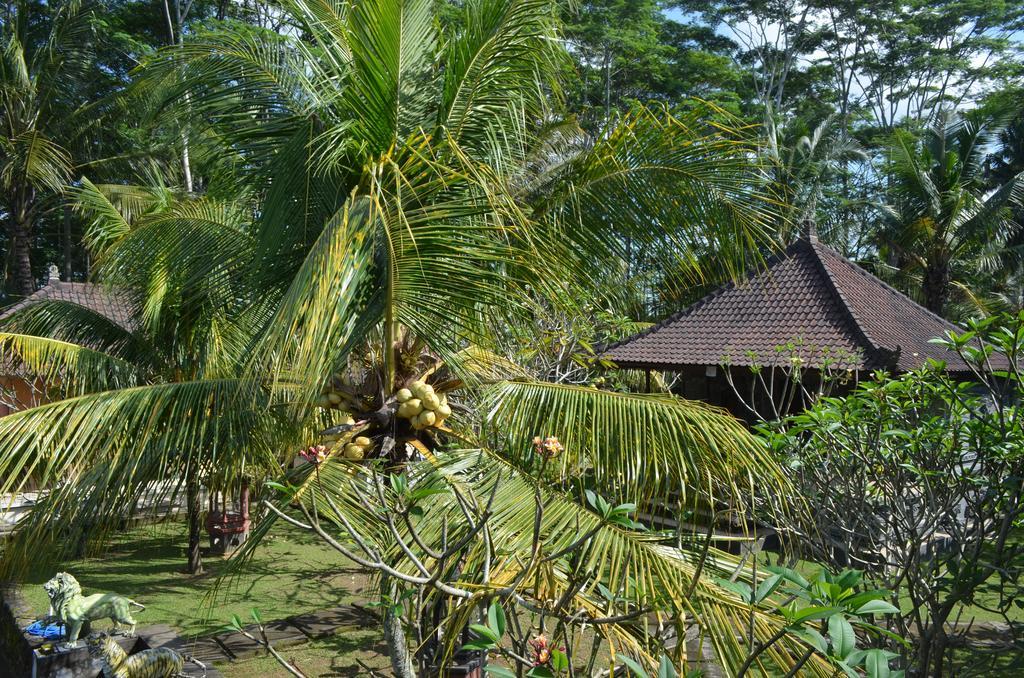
[136,605,375,676]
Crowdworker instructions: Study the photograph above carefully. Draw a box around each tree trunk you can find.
[923,261,950,316]
[381,577,416,678]
[185,464,203,575]
[62,203,72,282]
[8,189,36,297]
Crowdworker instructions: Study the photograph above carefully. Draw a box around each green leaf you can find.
[484,668,517,678]
[715,578,753,602]
[766,565,809,589]
[829,615,856,659]
[865,649,891,678]
[754,573,783,603]
[617,654,649,678]
[462,640,494,651]
[551,648,570,671]
[792,627,828,654]
[854,600,899,616]
[488,601,506,638]
[469,623,500,644]
[657,654,679,678]
[793,605,839,623]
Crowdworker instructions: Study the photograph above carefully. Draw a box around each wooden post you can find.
[645,369,651,393]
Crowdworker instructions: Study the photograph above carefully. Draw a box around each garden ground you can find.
[16,520,391,676]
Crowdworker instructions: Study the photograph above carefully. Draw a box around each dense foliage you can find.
[0,0,1021,675]
[763,313,1024,675]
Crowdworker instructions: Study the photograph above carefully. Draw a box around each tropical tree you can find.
[0,179,281,575]
[877,109,1024,317]
[0,0,99,298]
[762,108,866,246]
[0,0,842,673]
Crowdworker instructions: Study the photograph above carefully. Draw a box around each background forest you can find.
[2,0,1023,322]
[4,0,1019,323]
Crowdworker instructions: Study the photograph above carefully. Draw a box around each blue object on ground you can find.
[24,620,65,639]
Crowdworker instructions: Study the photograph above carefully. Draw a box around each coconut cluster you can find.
[396,381,451,430]
[318,415,372,460]
[343,435,373,460]
[316,390,347,409]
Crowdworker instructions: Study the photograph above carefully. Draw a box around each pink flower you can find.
[532,436,564,459]
[299,444,329,464]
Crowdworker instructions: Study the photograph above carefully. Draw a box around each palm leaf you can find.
[0,333,142,394]
[482,381,790,507]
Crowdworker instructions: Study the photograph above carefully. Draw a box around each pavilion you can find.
[603,225,985,420]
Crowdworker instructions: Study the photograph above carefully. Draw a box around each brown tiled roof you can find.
[604,235,981,373]
[0,279,135,330]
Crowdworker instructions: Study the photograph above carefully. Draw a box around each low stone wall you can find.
[0,584,33,678]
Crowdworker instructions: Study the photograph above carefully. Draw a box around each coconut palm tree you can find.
[762,108,867,247]
[0,179,283,574]
[877,108,1024,317]
[0,0,99,298]
[0,0,841,673]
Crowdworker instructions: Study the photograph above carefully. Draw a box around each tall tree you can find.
[878,109,1024,317]
[562,0,746,127]
[0,179,277,574]
[0,1,835,674]
[0,0,97,298]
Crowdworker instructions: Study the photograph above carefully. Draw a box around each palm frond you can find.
[482,381,790,507]
[0,378,287,576]
[73,178,173,254]
[341,0,436,151]
[254,447,826,675]
[0,333,142,394]
[439,0,563,153]
[0,300,153,366]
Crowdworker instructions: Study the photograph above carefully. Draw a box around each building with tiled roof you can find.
[0,265,134,330]
[604,226,989,418]
[0,265,135,416]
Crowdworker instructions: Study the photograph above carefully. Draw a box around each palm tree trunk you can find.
[185,463,204,575]
[381,577,415,678]
[923,261,950,316]
[8,188,36,297]
[62,203,72,281]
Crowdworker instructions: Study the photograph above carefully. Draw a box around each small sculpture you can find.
[43,572,145,643]
[86,634,205,678]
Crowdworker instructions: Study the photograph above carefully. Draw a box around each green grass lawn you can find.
[218,633,392,677]
[15,519,387,676]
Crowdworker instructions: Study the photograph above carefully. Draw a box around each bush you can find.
[763,312,1024,675]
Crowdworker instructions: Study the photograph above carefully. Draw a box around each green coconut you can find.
[415,410,437,428]
[396,388,413,403]
[327,392,343,405]
[421,393,441,411]
[399,399,423,419]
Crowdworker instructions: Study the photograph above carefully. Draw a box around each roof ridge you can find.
[602,242,802,353]
[812,240,962,331]
[804,240,889,362]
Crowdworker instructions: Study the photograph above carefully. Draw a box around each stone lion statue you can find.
[86,633,204,678]
[43,572,145,643]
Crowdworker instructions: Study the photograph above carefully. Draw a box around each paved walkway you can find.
[138,606,373,676]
